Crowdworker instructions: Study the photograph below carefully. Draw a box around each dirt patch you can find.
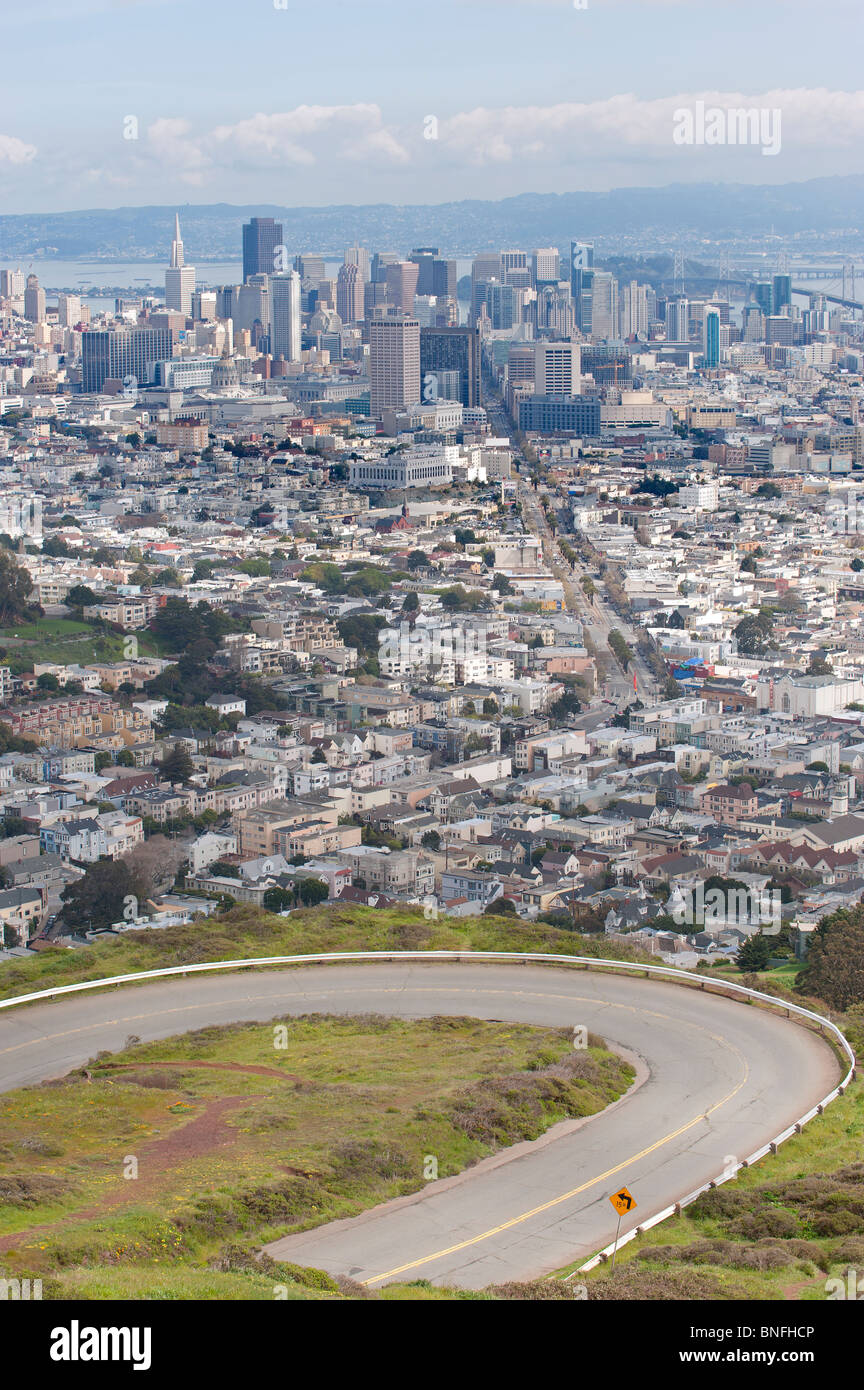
[0,1094,254,1255]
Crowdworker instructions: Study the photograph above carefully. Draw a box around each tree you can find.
[126,836,187,896]
[807,656,833,676]
[263,886,294,913]
[736,932,772,972]
[67,584,98,608]
[60,858,148,933]
[116,749,135,767]
[797,908,864,1010]
[851,557,864,573]
[297,877,329,906]
[402,591,419,614]
[733,610,775,656]
[421,830,441,851]
[491,573,514,595]
[0,548,37,626]
[94,751,113,772]
[159,742,194,783]
[483,897,517,915]
[482,697,498,716]
[406,550,428,571]
[756,482,782,499]
[310,747,327,764]
[36,672,60,691]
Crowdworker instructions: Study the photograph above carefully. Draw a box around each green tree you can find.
[797,908,864,1010]
[0,548,37,626]
[263,886,294,913]
[483,897,517,915]
[421,830,441,851]
[159,742,194,783]
[67,584,99,608]
[736,932,772,972]
[297,877,329,906]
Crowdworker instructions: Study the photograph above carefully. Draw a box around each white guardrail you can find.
[0,950,855,1275]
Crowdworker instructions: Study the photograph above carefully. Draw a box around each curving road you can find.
[0,960,839,1289]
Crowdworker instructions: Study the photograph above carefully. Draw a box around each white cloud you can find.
[0,135,37,166]
[135,105,409,183]
[429,89,864,164]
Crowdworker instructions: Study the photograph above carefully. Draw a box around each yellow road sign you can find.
[609,1186,637,1217]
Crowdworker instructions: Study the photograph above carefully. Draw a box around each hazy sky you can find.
[2,0,863,212]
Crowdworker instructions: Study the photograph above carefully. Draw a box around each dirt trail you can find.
[0,1093,257,1255]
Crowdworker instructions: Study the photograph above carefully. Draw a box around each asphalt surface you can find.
[0,960,839,1288]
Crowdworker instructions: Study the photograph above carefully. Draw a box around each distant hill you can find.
[2,176,863,262]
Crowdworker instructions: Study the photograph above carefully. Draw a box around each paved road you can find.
[0,960,838,1288]
[517,479,657,706]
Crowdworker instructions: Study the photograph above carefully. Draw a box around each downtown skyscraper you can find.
[243,217,284,283]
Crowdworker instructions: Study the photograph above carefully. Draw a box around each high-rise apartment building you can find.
[368,311,421,417]
[344,246,370,282]
[620,280,650,338]
[481,281,517,330]
[409,248,457,299]
[420,325,481,408]
[371,252,400,284]
[191,290,217,321]
[164,215,195,316]
[384,261,420,314]
[754,281,774,318]
[531,248,560,287]
[336,262,365,324]
[471,253,503,323]
[665,297,690,342]
[269,271,302,362]
[534,342,581,396]
[81,326,174,393]
[773,274,792,314]
[702,306,721,367]
[295,253,326,284]
[56,293,82,328]
[24,275,46,324]
[591,271,619,340]
[570,242,594,336]
[501,249,528,276]
[242,217,284,282]
[1,269,25,299]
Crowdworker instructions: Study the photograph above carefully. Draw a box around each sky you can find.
[1,0,863,213]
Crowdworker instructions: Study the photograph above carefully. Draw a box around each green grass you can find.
[0,617,162,672]
[0,1014,633,1299]
[0,901,652,1004]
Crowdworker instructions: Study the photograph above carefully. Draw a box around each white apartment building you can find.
[534,341,581,396]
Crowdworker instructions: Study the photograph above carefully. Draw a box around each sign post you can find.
[608,1186,637,1273]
